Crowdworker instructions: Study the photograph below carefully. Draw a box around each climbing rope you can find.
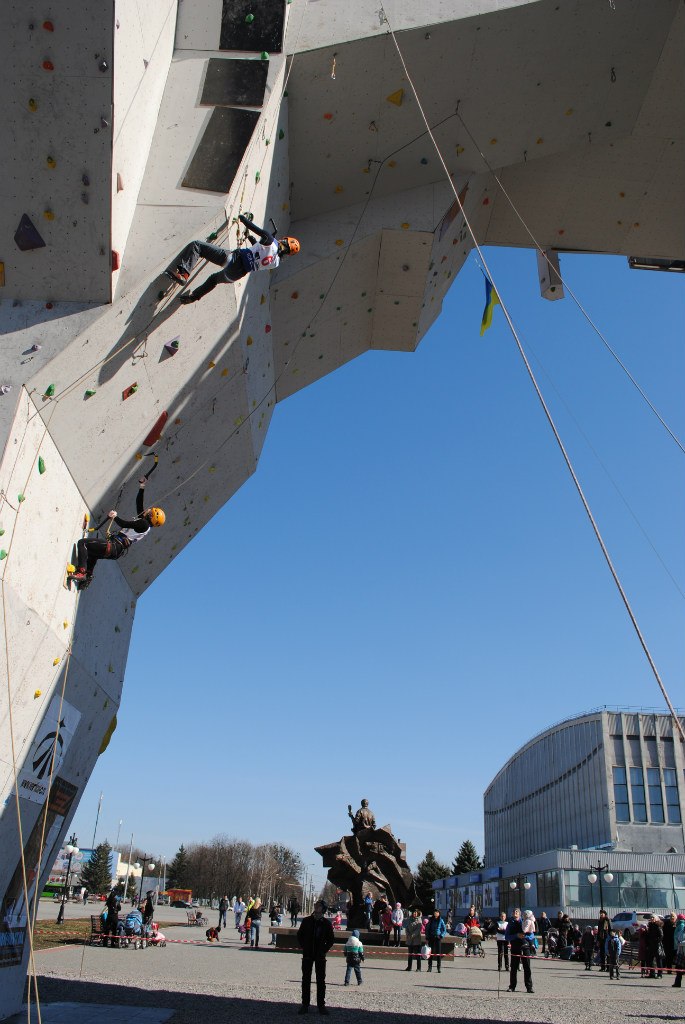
[380,7,685,746]
[453,109,685,458]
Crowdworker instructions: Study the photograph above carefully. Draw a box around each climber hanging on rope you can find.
[165,214,300,304]
[67,457,165,587]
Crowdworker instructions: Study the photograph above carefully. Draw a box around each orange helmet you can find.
[147,507,166,527]
[280,236,300,255]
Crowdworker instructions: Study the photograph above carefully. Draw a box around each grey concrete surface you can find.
[23,923,685,1024]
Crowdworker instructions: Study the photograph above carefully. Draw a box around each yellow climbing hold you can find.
[44,209,55,220]
[234,416,244,427]
[67,564,75,573]
[335,239,344,247]
[260,294,266,305]
[53,657,60,666]
[208,360,216,368]
[63,620,68,629]
[456,145,465,155]
[386,89,404,106]
[221,368,229,377]
[334,185,344,193]
[401,222,410,229]
[208,465,216,473]
[34,689,42,699]
[246,335,253,346]
[490,138,497,145]
[135,452,143,461]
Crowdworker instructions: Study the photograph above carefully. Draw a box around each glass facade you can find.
[613,766,629,822]
[664,769,681,823]
[565,870,685,909]
[647,768,664,823]
[630,767,647,822]
[536,869,561,906]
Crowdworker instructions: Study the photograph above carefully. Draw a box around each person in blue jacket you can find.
[425,908,447,973]
[506,907,534,993]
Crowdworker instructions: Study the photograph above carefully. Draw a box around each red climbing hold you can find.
[42,60,54,71]
[265,324,272,333]
[142,411,168,447]
[43,20,54,30]
[111,250,120,271]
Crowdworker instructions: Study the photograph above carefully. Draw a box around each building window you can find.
[647,767,665,823]
[630,767,647,822]
[536,870,560,907]
[664,769,681,824]
[613,766,629,822]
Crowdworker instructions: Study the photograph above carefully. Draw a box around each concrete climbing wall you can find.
[0,0,684,1016]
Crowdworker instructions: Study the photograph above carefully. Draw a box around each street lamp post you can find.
[587,862,614,914]
[134,855,156,906]
[56,834,79,924]
[509,874,531,911]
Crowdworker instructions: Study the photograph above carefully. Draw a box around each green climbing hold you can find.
[255,171,260,183]
[0,551,6,560]
[207,231,219,241]
[38,456,45,474]
[43,383,55,397]
[85,388,96,398]
[17,494,25,503]
[0,529,4,537]
[265,138,270,146]
[278,129,285,140]
[245,12,254,23]
[260,51,269,61]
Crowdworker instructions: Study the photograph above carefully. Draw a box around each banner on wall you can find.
[16,696,81,805]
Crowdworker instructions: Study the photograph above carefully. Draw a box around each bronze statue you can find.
[347,799,376,834]
[317,800,417,930]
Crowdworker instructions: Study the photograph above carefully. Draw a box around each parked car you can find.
[171,900,193,908]
[611,911,653,939]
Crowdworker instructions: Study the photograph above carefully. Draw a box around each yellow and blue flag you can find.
[480,275,500,335]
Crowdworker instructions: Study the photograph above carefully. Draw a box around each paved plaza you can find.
[20,916,685,1024]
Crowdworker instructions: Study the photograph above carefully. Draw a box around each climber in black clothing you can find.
[69,458,166,584]
[166,214,301,304]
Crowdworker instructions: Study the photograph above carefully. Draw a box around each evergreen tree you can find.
[167,843,190,889]
[451,840,483,875]
[414,850,450,913]
[79,841,113,895]
[126,874,138,903]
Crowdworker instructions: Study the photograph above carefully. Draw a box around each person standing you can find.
[391,903,404,947]
[297,899,335,1015]
[663,912,676,976]
[381,903,393,946]
[538,911,550,955]
[343,929,364,986]
[425,909,447,973]
[596,910,610,971]
[218,895,228,930]
[672,913,685,988]
[581,926,595,970]
[605,927,622,980]
[269,902,282,945]
[646,915,664,978]
[364,893,373,930]
[404,909,423,972]
[234,897,246,930]
[506,908,534,993]
[249,898,264,948]
[289,896,301,928]
[103,889,120,948]
[495,911,510,972]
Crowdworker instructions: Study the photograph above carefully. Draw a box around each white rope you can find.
[381,8,685,746]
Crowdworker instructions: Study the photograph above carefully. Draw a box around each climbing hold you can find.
[14,214,46,251]
[245,12,255,23]
[536,137,544,144]
[265,324,271,333]
[387,160,397,168]
[46,155,56,169]
[164,338,179,355]
[278,129,285,140]
[291,291,299,300]
[260,51,269,60]
[234,416,244,427]
[265,138,270,146]
[323,112,333,121]
[0,529,4,536]
[122,382,138,400]
[221,368,229,377]
[38,456,46,474]
[81,193,89,204]
[82,173,90,187]
[43,383,55,398]
[43,209,55,221]
[246,335,253,346]
[565,108,574,116]
[99,60,109,72]
[30,343,41,352]
[456,145,465,155]
[28,98,38,111]
[114,625,121,633]
[386,89,404,106]
[482,197,490,205]
[490,138,497,145]
[207,231,218,241]
[100,117,109,128]
[18,494,25,503]
[255,170,260,183]
[208,361,216,369]
[401,222,410,229]
[208,465,216,473]
[142,411,168,447]
[260,293,266,304]
[111,250,120,271]
[34,690,42,699]
[84,388,96,398]
[135,452,142,461]
[420,157,428,165]
[53,657,60,666]
[43,20,54,30]
[334,185,343,193]
[335,239,344,247]
[42,60,54,71]
[0,385,11,395]
[0,551,6,560]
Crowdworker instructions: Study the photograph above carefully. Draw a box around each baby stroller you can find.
[122,909,146,949]
[453,922,468,952]
[466,925,485,958]
[545,927,560,958]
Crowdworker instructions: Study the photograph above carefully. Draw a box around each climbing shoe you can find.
[179,294,197,304]
[165,269,189,285]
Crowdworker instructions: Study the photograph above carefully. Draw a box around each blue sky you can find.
[70,248,685,889]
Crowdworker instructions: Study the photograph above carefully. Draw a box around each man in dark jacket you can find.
[297,900,335,1014]
[506,908,534,993]
[597,910,610,970]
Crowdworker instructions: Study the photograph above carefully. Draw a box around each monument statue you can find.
[316,799,417,930]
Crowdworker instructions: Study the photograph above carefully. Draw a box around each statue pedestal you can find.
[269,926,457,961]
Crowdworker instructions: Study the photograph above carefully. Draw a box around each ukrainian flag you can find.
[480,276,500,335]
